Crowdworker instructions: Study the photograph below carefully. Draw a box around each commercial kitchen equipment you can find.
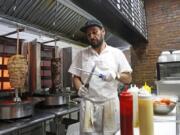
[0,97,43,120]
[30,42,76,106]
[0,103,80,135]
[156,59,180,98]
[0,29,41,120]
[156,52,180,135]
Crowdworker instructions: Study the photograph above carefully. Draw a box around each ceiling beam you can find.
[1,28,24,37]
[41,38,59,44]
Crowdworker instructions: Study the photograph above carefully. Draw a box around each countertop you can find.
[37,103,80,116]
[0,109,54,134]
[116,108,177,135]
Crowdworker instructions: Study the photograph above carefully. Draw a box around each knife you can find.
[73,67,104,79]
[84,65,96,88]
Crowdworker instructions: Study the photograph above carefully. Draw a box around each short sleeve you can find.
[68,51,82,77]
[117,50,132,73]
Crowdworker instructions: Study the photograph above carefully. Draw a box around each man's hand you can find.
[101,71,116,82]
[78,85,89,97]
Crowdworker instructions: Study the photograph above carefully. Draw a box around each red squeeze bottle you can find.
[120,87,133,135]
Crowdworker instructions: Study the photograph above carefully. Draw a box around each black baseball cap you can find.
[80,19,103,33]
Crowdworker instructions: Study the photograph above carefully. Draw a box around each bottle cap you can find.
[142,82,152,93]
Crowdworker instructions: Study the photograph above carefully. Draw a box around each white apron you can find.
[80,97,120,135]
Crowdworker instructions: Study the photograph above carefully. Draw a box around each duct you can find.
[0,0,131,49]
[70,0,148,45]
[0,0,91,43]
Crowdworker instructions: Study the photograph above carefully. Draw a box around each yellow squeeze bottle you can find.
[143,82,151,94]
[138,94,154,135]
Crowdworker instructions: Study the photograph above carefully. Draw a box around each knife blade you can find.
[73,67,101,77]
[84,65,96,88]
[73,67,104,78]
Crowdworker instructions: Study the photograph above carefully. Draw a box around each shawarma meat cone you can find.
[7,54,28,90]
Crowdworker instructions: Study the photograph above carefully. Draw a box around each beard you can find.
[89,35,104,49]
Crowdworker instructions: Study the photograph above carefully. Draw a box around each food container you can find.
[153,95,177,115]
[120,90,133,135]
[172,50,180,61]
[158,51,173,62]
[128,85,139,127]
[138,94,154,135]
[43,94,69,106]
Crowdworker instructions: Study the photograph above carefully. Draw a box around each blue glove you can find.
[101,71,116,82]
[78,85,89,97]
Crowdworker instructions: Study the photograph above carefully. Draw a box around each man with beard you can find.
[68,20,132,135]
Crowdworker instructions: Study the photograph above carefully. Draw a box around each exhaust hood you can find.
[0,0,131,49]
[0,0,93,43]
[71,0,148,45]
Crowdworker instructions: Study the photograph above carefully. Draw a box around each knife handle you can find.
[85,84,89,89]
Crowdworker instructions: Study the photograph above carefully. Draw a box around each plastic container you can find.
[158,51,173,62]
[142,82,151,94]
[120,89,133,135]
[172,50,180,61]
[138,94,154,135]
[128,85,139,127]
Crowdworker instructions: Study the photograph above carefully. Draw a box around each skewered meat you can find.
[51,58,62,93]
[7,54,28,90]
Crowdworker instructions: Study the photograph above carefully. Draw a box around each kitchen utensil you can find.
[42,94,69,106]
[153,102,176,115]
[73,67,104,78]
[84,65,96,88]
[34,89,76,106]
[153,95,177,115]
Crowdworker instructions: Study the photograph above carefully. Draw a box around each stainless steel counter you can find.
[39,104,80,116]
[0,104,80,135]
[0,110,54,135]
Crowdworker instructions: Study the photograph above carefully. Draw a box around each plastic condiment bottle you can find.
[138,92,154,135]
[120,87,133,135]
[142,82,152,94]
[128,84,139,127]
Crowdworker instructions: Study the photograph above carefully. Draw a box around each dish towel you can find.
[103,99,116,133]
[83,100,94,132]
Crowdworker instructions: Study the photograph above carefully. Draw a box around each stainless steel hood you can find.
[0,0,93,43]
[70,0,148,45]
[0,0,131,49]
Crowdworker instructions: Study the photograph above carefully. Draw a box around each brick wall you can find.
[131,0,180,88]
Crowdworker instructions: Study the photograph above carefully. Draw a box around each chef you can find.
[68,19,132,135]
